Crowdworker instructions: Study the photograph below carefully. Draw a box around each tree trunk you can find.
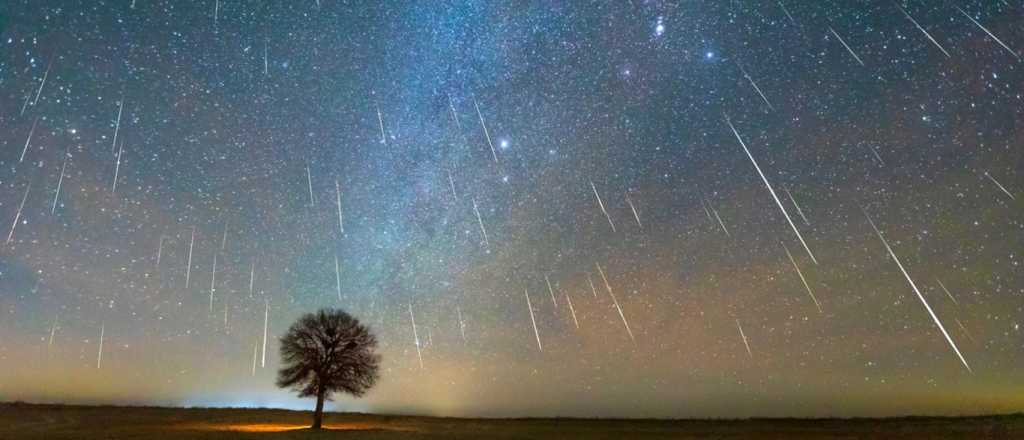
[312,386,325,429]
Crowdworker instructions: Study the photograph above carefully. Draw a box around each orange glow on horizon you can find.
[176,421,418,433]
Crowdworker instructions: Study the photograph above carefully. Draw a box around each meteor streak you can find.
[955,7,1020,61]
[6,183,31,245]
[708,200,730,237]
[626,195,642,228]
[778,1,797,27]
[33,56,54,107]
[587,273,598,298]
[111,98,124,155]
[51,154,68,214]
[376,104,386,145]
[156,236,164,267]
[249,259,256,297]
[894,2,950,58]
[456,306,467,343]
[590,180,616,232]
[185,227,195,289]
[524,289,542,351]
[726,117,817,264]
[306,163,315,207]
[983,171,1015,200]
[545,275,558,308]
[474,98,498,163]
[409,304,424,368]
[784,187,810,226]
[829,26,865,66]
[447,170,458,201]
[936,279,959,306]
[97,323,105,369]
[261,300,269,368]
[448,94,461,130]
[864,209,971,372]
[736,319,752,358]
[20,118,39,163]
[112,141,124,193]
[737,62,774,111]
[48,315,58,348]
[334,254,342,302]
[783,244,822,313]
[596,262,634,342]
[472,197,489,248]
[565,292,579,329]
[209,253,218,312]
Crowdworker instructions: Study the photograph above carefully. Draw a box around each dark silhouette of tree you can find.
[276,308,380,429]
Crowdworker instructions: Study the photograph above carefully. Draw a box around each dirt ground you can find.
[1,403,1020,439]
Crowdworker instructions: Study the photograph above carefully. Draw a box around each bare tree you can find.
[276,308,380,429]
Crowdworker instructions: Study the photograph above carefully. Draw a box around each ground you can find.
[1,403,1020,439]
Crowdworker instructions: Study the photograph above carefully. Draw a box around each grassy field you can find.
[1,403,1021,439]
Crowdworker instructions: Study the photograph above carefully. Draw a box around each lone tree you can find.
[277,308,380,429]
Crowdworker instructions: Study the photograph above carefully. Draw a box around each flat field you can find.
[1,403,1020,439]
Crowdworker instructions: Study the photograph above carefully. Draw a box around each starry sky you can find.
[1,0,1022,419]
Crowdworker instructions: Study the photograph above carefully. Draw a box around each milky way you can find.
[0,1,1022,418]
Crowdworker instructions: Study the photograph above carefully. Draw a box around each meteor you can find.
[778,1,797,27]
[20,118,39,163]
[261,300,269,368]
[736,319,752,358]
[48,315,59,348]
[209,253,218,312]
[7,183,31,245]
[156,236,164,267]
[376,104,386,145]
[334,254,342,302]
[726,117,817,264]
[306,163,315,207]
[52,153,68,214]
[828,26,865,66]
[590,180,616,233]
[983,171,1015,200]
[474,98,498,163]
[472,197,490,248]
[33,55,54,107]
[708,199,730,237]
[111,98,124,155]
[626,195,642,228]
[249,259,256,297]
[408,303,424,368]
[456,305,467,343]
[894,2,950,58]
[596,262,635,342]
[863,209,971,372]
[736,61,774,111]
[545,275,558,308]
[447,94,461,130]
[955,7,1020,61]
[784,188,810,226]
[936,279,959,306]
[587,272,598,298]
[112,141,124,193]
[524,289,542,351]
[565,292,579,329]
[185,226,195,289]
[447,170,458,201]
[97,323,105,369]
[783,244,822,313]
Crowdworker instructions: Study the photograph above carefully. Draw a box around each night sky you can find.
[1,0,1022,419]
